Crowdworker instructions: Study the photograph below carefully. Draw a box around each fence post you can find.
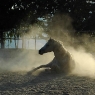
[35,36,36,50]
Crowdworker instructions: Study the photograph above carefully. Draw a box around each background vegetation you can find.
[0,0,95,48]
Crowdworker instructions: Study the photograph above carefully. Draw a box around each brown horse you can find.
[28,38,75,74]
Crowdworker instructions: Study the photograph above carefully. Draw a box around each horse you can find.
[28,38,75,74]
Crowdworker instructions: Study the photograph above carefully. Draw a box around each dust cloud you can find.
[0,49,54,72]
[68,47,95,78]
[0,24,53,74]
[46,13,95,78]
[1,13,95,79]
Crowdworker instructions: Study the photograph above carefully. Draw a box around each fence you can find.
[1,37,48,50]
[0,31,48,50]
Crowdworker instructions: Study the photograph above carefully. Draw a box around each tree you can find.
[0,0,95,36]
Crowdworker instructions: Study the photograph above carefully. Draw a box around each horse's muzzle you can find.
[39,49,44,55]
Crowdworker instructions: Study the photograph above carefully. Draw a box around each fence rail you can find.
[0,36,49,50]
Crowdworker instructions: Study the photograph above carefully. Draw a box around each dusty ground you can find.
[0,70,95,95]
[0,49,95,95]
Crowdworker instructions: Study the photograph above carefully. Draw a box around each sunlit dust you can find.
[0,13,95,79]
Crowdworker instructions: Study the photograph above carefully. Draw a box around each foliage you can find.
[0,0,95,33]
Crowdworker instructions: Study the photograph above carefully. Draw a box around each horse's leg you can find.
[32,64,50,72]
[51,64,60,73]
[27,63,51,74]
[27,57,56,74]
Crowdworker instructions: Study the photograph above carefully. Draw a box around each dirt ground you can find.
[0,70,95,95]
[0,49,95,95]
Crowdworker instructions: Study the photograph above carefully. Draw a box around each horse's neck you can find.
[53,45,67,59]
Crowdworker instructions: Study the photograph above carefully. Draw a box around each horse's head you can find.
[39,38,55,55]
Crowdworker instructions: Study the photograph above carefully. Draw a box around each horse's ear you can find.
[49,37,51,41]
[49,37,53,41]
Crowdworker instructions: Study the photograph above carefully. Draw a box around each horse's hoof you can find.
[27,71,32,75]
[45,69,51,73]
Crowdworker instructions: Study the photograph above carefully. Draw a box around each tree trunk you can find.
[0,32,4,49]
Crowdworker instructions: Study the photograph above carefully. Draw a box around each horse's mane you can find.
[51,38,64,47]
[50,38,68,53]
